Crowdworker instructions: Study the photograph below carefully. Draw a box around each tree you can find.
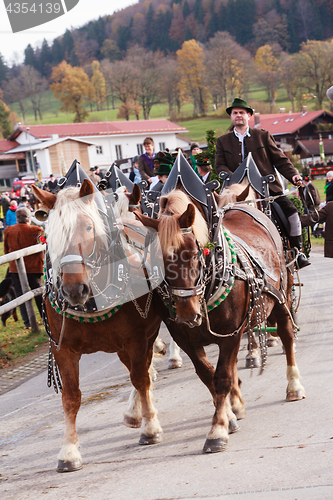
[24,44,36,68]
[297,40,333,108]
[100,60,117,109]
[20,66,48,121]
[90,60,106,111]
[176,39,207,115]
[280,53,302,112]
[126,46,165,120]
[2,76,27,122]
[51,61,90,122]
[254,45,280,111]
[39,39,53,77]
[0,99,12,138]
[0,53,8,87]
[205,32,250,108]
[106,59,136,112]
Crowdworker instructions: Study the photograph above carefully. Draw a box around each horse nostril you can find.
[80,284,89,297]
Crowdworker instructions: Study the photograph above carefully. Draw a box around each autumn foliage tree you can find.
[254,45,280,111]
[90,60,106,111]
[50,61,90,122]
[177,39,207,115]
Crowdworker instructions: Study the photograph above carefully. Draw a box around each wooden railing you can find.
[0,244,45,333]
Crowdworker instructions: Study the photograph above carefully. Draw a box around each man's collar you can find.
[234,126,251,139]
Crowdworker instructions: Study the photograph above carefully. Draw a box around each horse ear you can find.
[134,211,160,231]
[79,179,94,201]
[178,204,195,229]
[131,183,141,205]
[236,184,251,202]
[31,184,57,210]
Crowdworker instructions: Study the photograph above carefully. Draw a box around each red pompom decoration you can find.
[39,234,47,244]
[203,248,210,256]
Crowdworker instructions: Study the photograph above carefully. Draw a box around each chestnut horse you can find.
[32,180,163,472]
[135,189,305,453]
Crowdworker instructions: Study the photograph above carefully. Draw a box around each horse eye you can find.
[86,225,93,233]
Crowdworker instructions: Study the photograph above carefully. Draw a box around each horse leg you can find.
[153,336,167,356]
[203,339,241,453]
[54,348,83,472]
[271,305,305,402]
[245,330,260,368]
[229,363,246,421]
[118,344,163,445]
[168,337,183,369]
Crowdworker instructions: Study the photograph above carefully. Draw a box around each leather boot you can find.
[289,236,311,269]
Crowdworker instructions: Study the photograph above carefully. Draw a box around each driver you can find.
[215,97,310,269]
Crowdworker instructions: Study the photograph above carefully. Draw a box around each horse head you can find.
[32,179,108,307]
[135,193,207,328]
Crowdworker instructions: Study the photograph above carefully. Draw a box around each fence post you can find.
[16,256,39,333]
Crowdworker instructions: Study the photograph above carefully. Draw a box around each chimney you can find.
[302,106,307,113]
[279,108,285,113]
[51,134,59,140]
[254,112,260,126]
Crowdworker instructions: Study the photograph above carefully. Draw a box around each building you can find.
[0,119,188,186]
[249,109,333,162]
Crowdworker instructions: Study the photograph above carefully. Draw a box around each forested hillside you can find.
[1,0,333,136]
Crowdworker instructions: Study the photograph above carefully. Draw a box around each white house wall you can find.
[35,149,51,178]
[86,132,185,168]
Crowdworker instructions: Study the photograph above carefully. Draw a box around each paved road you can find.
[0,249,332,500]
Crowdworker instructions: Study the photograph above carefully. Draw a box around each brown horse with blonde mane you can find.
[32,179,163,472]
[135,189,305,453]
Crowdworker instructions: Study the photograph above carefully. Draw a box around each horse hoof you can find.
[286,390,306,402]
[153,341,167,356]
[245,357,260,368]
[139,432,163,445]
[267,339,278,347]
[168,359,182,369]
[123,416,142,428]
[203,438,228,453]
[57,459,83,472]
[228,418,240,434]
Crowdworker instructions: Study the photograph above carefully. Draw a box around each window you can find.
[0,179,11,187]
[137,144,143,155]
[96,145,103,155]
[159,142,166,151]
[115,145,122,160]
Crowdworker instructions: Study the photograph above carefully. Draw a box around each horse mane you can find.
[218,183,255,207]
[47,186,108,278]
[114,186,135,219]
[158,190,209,257]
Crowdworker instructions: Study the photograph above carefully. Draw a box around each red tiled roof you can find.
[12,119,187,140]
[0,139,19,153]
[248,110,333,136]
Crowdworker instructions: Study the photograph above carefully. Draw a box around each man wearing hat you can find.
[150,154,174,192]
[195,152,212,184]
[215,97,310,269]
[47,173,58,192]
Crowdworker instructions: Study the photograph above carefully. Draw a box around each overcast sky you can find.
[0,0,136,65]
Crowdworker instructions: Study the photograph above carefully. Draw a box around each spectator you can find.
[150,163,172,192]
[89,167,100,186]
[47,174,58,192]
[195,153,212,184]
[303,176,321,209]
[6,200,17,226]
[301,201,333,258]
[129,156,142,184]
[138,137,156,184]
[189,142,202,168]
[4,207,44,328]
[325,171,333,203]
[1,193,10,226]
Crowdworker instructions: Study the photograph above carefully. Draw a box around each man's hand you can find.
[148,177,152,184]
[292,174,303,186]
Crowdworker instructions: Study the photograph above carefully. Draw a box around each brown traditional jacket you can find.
[4,223,44,273]
[215,128,299,194]
[301,201,333,258]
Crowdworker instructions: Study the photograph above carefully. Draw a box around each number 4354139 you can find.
[6,3,62,14]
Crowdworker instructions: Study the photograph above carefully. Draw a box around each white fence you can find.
[0,244,45,333]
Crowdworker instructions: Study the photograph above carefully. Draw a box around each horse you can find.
[111,183,183,369]
[31,179,163,472]
[135,189,305,453]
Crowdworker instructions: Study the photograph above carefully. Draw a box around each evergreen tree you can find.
[145,3,155,49]
[0,54,7,87]
[183,0,191,18]
[117,25,132,53]
[52,38,65,65]
[62,30,75,61]
[39,39,53,77]
[234,0,256,45]
[24,44,36,68]
[194,0,204,21]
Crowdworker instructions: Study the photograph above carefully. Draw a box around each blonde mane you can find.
[158,190,209,257]
[46,186,108,279]
[218,182,256,207]
[114,186,135,219]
